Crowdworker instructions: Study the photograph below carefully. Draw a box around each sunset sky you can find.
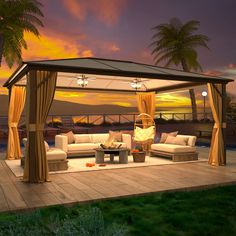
[0,0,235,109]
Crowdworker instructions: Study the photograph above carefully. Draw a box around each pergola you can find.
[3,57,234,183]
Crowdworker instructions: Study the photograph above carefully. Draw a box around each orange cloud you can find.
[0,29,94,85]
[81,50,93,57]
[55,91,86,99]
[0,64,16,84]
[62,0,127,26]
[22,31,93,60]
[111,101,133,107]
[0,87,8,95]
[95,41,121,54]
[227,63,236,69]
[156,92,202,107]
[110,44,120,52]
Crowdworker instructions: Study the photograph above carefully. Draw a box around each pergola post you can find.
[23,70,57,183]
[8,86,12,102]
[27,71,38,182]
[222,83,227,164]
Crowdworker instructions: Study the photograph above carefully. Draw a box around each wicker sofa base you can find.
[21,158,68,171]
[67,151,95,157]
[48,160,68,171]
[150,150,198,162]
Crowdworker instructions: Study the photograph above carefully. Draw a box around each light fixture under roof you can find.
[130,79,142,90]
[77,74,88,87]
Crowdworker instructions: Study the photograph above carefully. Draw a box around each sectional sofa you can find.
[150,135,198,162]
[55,133,132,157]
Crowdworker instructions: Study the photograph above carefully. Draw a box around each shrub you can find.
[0,207,128,236]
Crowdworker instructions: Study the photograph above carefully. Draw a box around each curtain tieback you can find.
[214,122,226,128]
[29,123,45,131]
[9,122,18,128]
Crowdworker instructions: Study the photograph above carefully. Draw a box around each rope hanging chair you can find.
[133,113,156,152]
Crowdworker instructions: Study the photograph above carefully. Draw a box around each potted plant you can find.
[132,145,146,162]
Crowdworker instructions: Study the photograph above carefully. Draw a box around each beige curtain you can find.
[207,83,226,166]
[137,92,155,118]
[23,71,57,183]
[7,86,26,160]
[136,92,156,151]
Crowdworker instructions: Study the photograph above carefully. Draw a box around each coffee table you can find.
[94,148,129,164]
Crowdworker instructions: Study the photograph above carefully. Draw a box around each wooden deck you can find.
[0,147,236,213]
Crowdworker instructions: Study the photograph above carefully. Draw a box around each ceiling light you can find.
[130,79,142,90]
[77,75,88,87]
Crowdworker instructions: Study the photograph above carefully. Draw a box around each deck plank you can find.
[0,147,236,212]
[0,185,9,212]
[1,182,27,210]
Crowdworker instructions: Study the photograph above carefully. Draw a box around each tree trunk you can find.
[181,59,198,121]
[189,88,197,120]
[0,34,4,67]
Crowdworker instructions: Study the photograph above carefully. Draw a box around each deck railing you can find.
[0,112,217,128]
[1,112,236,128]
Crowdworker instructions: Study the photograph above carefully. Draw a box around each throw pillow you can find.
[165,136,189,146]
[109,131,122,142]
[75,135,91,143]
[159,131,178,143]
[134,126,155,142]
[61,131,75,144]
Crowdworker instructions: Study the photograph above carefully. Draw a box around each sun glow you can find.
[111,102,133,107]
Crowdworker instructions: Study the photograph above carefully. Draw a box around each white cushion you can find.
[91,133,109,143]
[134,126,155,142]
[44,141,50,151]
[165,136,188,146]
[74,134,92,143]
[68,143,99,152]
[46,148,67,161]
[151,143,196,153]
[176,135,197,147]
[23,138,50,151]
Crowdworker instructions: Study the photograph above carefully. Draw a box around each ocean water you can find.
[156,107,211,113]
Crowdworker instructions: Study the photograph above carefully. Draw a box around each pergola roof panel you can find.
[3,57,233,92]
[29,58,116,71]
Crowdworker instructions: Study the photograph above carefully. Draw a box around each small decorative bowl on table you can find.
[132,145,146,162]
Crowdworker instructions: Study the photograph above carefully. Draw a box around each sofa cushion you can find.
[74,134,92,143]
[68,143,99,152]
[151,143,196,153]
[91,134,109,143]
[23,138,50,151]
[61,131,75,144]
[176,135,197,147]
[109,131,122,142]
[165,136,189,146]
[159,131,178,143]
[46,148,67,161]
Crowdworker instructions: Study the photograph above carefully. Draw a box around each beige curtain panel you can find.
[207,83,226,166]
[136,92,156,151]
[137,92,155,118]
[7,86,26,160]
[23,71,57,183]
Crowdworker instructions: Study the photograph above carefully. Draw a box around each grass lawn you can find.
[0,185,236,235]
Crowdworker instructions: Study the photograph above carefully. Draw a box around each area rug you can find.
[5,155,207,178]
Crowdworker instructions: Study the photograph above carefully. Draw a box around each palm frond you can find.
[150,17,209,71]
[0,0,44,68]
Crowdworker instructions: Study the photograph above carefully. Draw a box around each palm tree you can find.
[0,0,43,68]
[150,18,209,120]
